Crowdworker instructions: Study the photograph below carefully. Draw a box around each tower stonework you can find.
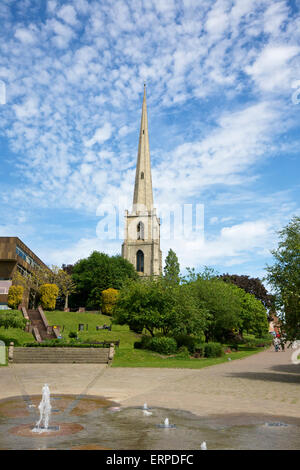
[122,86,162,276]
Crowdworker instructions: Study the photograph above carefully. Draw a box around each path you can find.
[1,348,299,422]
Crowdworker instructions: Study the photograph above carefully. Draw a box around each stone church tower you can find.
[122,86,162,276]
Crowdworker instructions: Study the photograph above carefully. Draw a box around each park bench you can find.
[96,325,112,331]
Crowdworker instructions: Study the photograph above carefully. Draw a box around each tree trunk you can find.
[65,293,69,309]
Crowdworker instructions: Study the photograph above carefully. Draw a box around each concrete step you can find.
[13,347,110,363]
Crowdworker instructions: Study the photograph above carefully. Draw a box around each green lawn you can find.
[0,310,34,349]
[44,310,266,369]
[112,344,266,368]
[0,310,35,366]
[45,310,141,349]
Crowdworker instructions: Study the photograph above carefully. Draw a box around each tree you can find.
[12,267,49,308]
[229,284,269,337]
[7,285,24,309]
[265,216,300,341]
[101,288,119,315]
[164,249,180,284]
[190,278,241,342]
[219,273,273,316]
[71,251,138,309]
[113,277,208,338]
[40,284,59,310]
[56,269,76,309]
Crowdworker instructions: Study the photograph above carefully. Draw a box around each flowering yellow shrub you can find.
[101,288,119,315]
[7,285,24,309]
[40,284,59,310]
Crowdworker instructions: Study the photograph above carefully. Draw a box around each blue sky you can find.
[0,0,299,283]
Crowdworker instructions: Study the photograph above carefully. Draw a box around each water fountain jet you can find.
[32,384,58,433]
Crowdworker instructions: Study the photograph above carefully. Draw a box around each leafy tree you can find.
[56,269,76,309]
[265,216,300,341]
[7,285,24,309]
[191,278,241,341]
[184,266,219,283]
[12,266,51,308]
[113,277,208,338]
[101,288,119,315]
[164,249,180,284]
[220,273,273,315]
[40,284,59,310]
[70,251,138,309]
[229,284,269,337]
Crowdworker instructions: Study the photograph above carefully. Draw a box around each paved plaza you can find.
[1,348,299,422]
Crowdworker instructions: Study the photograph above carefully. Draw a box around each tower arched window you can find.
[136,250,144,273]
[137,221,144,240]
[141,172,144,179]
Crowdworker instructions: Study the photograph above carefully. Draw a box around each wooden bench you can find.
[96,325,112,331]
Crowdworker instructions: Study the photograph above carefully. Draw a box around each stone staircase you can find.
[27,309,56,341]
[13,347,110,363]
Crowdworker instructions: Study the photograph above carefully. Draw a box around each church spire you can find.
[132,84,154,213]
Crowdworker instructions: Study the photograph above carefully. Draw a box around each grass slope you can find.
[0,310,34,347]
[44,311,266,369]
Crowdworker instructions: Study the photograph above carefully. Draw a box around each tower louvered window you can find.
[137,222,144,240]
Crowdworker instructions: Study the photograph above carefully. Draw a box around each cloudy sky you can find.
[0,0,299,281]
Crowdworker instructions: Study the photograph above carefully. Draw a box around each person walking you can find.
[273,336,280,352]
[279,335,285,351]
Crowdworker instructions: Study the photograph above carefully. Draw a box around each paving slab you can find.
[1,348,299,420]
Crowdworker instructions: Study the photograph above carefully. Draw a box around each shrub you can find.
[130,325,144,334]
[150,337,177,355]
[0,312,26,330]
[176,346,190,358]
[101,288,119,315]
[68,331,77,339]
[140,335,153,349]
[194,343,206,357]
[40,284,59,310]
[204,342,224,358]
[0,334,21,346]
[244,337,272,348]
[133,335,153,350]
[7,285,24,309]
[174,334,196,353]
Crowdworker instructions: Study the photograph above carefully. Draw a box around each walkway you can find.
[1,348,299,422]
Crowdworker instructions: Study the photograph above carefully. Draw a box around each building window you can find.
[136,250,144,273]
[137,222,144,240]
[17,264,30,277]
[0,304,9,310]
[16,246,38,269]
[141,172,144,179]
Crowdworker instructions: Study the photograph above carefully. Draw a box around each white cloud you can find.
[0,0,299,277]
[57,4,78,26]
[14,27,36,44]
[245,44,300,91]
[13,96,40,119]
[161,219,274,270]
[85,123,113,147]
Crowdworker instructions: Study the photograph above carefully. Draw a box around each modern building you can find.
[0,237,48,309]
[122,85,162,276]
